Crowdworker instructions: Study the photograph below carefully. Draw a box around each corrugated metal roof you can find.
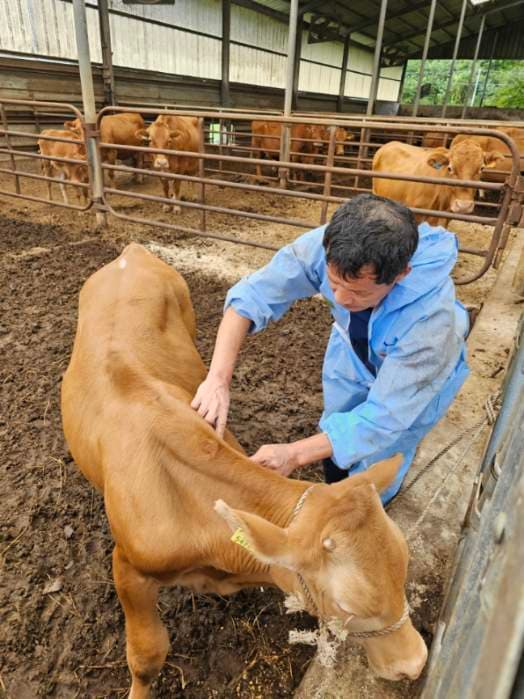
[236,0,524,62]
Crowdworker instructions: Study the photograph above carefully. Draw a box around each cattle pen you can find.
[1,1,524,698]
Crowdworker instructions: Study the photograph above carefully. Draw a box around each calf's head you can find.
[64,118,85,140]
[216,454,427,681]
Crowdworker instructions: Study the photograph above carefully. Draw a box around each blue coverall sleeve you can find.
[319,306,465,468]
[224,228,325,332]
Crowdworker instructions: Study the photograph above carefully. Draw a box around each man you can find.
[191,194,469,503]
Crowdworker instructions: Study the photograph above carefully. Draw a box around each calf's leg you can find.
[113,547,169,699]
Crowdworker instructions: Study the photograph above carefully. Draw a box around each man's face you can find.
[326,264,409,312]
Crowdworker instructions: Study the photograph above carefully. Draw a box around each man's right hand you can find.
[191,375,231,438]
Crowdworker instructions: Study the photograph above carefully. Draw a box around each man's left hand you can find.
[250,443,300,477]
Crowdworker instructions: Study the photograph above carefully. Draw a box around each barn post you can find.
[292,13,303,111]
[72,0,106,227]
[97,0,115,106]
[441,0,468,117]
[279,0,299,188]
[367,0,388,115]
[412,0,437,117]
[337,34,351,113]
[221,0,231,107]
[479,31,498,107]
[461,15,486,118]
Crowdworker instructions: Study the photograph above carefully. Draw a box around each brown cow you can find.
[137,115,200,213]
[320,125,353,156]
[65,112,146,186]
[421,131,450,149]
[37,129,88,205]
[372,139,504,225]
[61,243,427,698]
[251,120,326,181]
[451,127,524,176]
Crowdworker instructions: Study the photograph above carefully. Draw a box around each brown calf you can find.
[61,243,427,698]
[37,129,88,205]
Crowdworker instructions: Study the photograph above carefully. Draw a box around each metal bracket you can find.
[84,122,100,139]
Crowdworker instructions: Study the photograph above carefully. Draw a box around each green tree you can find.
[401,58,524,109]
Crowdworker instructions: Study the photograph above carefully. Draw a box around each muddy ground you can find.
[0,165,515,699]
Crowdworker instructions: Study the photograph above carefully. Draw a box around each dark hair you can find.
[323,194,418,285]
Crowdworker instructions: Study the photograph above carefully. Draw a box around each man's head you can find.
[323,194,418,312]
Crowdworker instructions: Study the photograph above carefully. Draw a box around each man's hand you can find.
[250,443,300,477]
[191,376,230,437]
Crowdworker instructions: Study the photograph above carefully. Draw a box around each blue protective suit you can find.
[225,222,470,502]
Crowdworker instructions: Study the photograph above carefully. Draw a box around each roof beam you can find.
[382,11,477,48]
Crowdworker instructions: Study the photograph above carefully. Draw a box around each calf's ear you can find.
[337,453,403,495]
[427,148,450,170]
[215,500,296,569]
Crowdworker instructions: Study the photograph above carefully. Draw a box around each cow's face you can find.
[146,119,175,170]
[334,127,350,155]
[216,454,427,681]
[428,140,487,214]
[306,125,326,154]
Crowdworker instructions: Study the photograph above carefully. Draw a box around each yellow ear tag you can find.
[231,527,253,552]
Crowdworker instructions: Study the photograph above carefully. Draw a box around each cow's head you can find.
[142,116,180,170]
[216,454,427,681]
[305,125,326,154]
[64,118,84,140]
[334,127,351,155]
[427,139,492,214]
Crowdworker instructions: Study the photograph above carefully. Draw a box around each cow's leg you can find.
[171,178,182,214]
[106,149,116,188]
[161,177,171,212]
[42,160,53,201]
[113,547,169,699]
[59,171,69,205]
[135,151,144,184]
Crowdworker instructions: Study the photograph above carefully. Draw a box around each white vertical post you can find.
[280,0,299,188]
[72,0,106,226]
[367,0,388,116]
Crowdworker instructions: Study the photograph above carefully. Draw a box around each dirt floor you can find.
[0,165,517,699]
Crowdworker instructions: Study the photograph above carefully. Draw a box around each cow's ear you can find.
[64,120,76,130]
[484,150,505,168]
[135,128,149,143]
[215,500,296,569]
[427,148,450,170]
[169,128,184,145]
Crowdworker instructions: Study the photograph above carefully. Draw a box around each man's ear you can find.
[394,265,411,283]
[427,148,450,170]
[215,500,296,569]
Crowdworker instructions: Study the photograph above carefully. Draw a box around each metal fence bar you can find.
[320,126,336,224]
[0,104,21,194]
[1,98,521,287]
